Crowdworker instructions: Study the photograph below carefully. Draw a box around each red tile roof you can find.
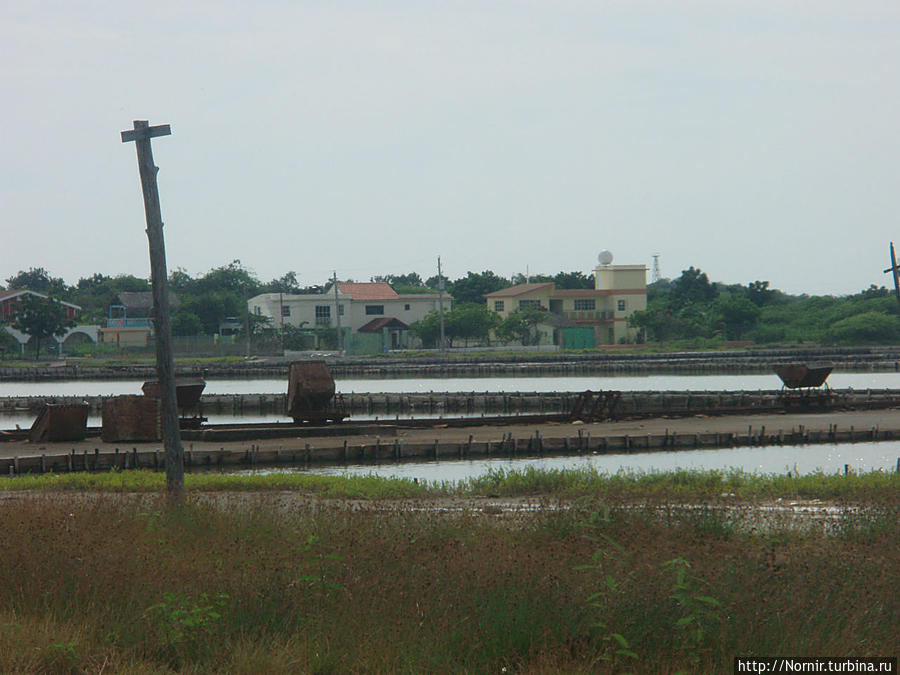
[337,282,399,300]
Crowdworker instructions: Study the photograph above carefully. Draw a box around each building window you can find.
[404,304,411,311]
[254,306,261,315]
[365,305,384,315]
[617,299,626,312]
[281,305,290,317]
[519,299,541,310]
[338,304,344,316]
[573,299,595,311]
[494,300,505,312]
[315,305,331,325]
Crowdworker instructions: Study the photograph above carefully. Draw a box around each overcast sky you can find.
[2,1,899,295]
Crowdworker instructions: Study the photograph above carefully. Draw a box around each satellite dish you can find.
[598,250,614,265]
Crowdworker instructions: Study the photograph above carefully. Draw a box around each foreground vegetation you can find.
[0,468,897,672]
[3,466,900,504]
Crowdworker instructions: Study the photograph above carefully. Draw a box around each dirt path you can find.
[2,407,898,460]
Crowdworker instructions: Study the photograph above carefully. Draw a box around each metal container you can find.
[142,378,206,410]
[102,395,161,442]
[287,361,342,424]
[29,403,90,442]
[774,363,833,389]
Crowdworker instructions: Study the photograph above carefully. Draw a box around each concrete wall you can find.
[487,287,554,319]
[594,264,647,291]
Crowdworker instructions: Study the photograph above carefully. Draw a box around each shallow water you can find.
[234,440,900,482]
[3,371,900,398]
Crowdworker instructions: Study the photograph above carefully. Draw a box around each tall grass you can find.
[3,466,899,503]
[0,492,897,672]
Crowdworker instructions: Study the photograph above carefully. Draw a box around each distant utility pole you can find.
[121,120,184,500]
[437,256,446,352]
[279,292,285,355]
[883,242,900,312]
[333,271,343,352]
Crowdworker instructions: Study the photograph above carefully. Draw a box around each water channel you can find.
[4,372,900,479]
[4,371,900,399]
[285,440,899,483]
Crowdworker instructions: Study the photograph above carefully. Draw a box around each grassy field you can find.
[3,465,900,503]
[0,469,897,673]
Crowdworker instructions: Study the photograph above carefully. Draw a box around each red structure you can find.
[0,289,80,321]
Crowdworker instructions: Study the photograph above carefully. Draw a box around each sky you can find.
[2,0,899,296]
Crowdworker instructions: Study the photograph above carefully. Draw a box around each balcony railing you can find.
[106,318,152,328]
[560,310,614,322]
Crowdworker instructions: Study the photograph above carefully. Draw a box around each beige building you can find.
[486,259,647,346]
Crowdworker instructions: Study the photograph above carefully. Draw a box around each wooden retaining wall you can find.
[5,388,900,419]
[5,346,900,382]
[3,423,899,476]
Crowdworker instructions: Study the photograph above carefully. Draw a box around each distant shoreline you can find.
[2,345,900,381]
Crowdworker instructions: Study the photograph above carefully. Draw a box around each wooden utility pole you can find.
[333,271,343,352]
[437,256,446,352]
[884,242,900,312]
[279,292,285,355]
[121,120,184,499]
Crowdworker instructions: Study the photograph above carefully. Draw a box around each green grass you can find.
[3,466,897,503]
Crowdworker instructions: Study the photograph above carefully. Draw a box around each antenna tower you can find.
[651,254,661,283]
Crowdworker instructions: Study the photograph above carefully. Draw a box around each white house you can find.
[248,282,450,350]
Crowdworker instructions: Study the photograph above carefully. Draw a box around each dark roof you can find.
[115,291,179,310]
[358,317,410,332]
[484,283,554,299]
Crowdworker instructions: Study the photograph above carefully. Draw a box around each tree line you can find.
[629,268,900,346]
[3,263,899,351]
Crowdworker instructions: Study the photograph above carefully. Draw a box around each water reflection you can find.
[275,441,900,483]
[2,371,900,399]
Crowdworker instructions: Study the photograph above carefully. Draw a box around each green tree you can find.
[450,271,511,305]
[554,271,594,290]
[670,267,717,308]
[425,274,450,292]
[827,312,900,344]
[714,293,761,340]
[171,310,204,337]
[262,271,302,295]
[746,280,775,307]
[194,260,261,297]
[410,311,442,348]
[372,272,425,288]
[70,274,151,322]
[496,308,547,345]
[445,304,500,347]
[511,273,554,285]
[12,294,75,359]
[6,268,68,296]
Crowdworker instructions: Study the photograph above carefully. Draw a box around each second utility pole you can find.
[438,256,446,352]
[333,271,343,352]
